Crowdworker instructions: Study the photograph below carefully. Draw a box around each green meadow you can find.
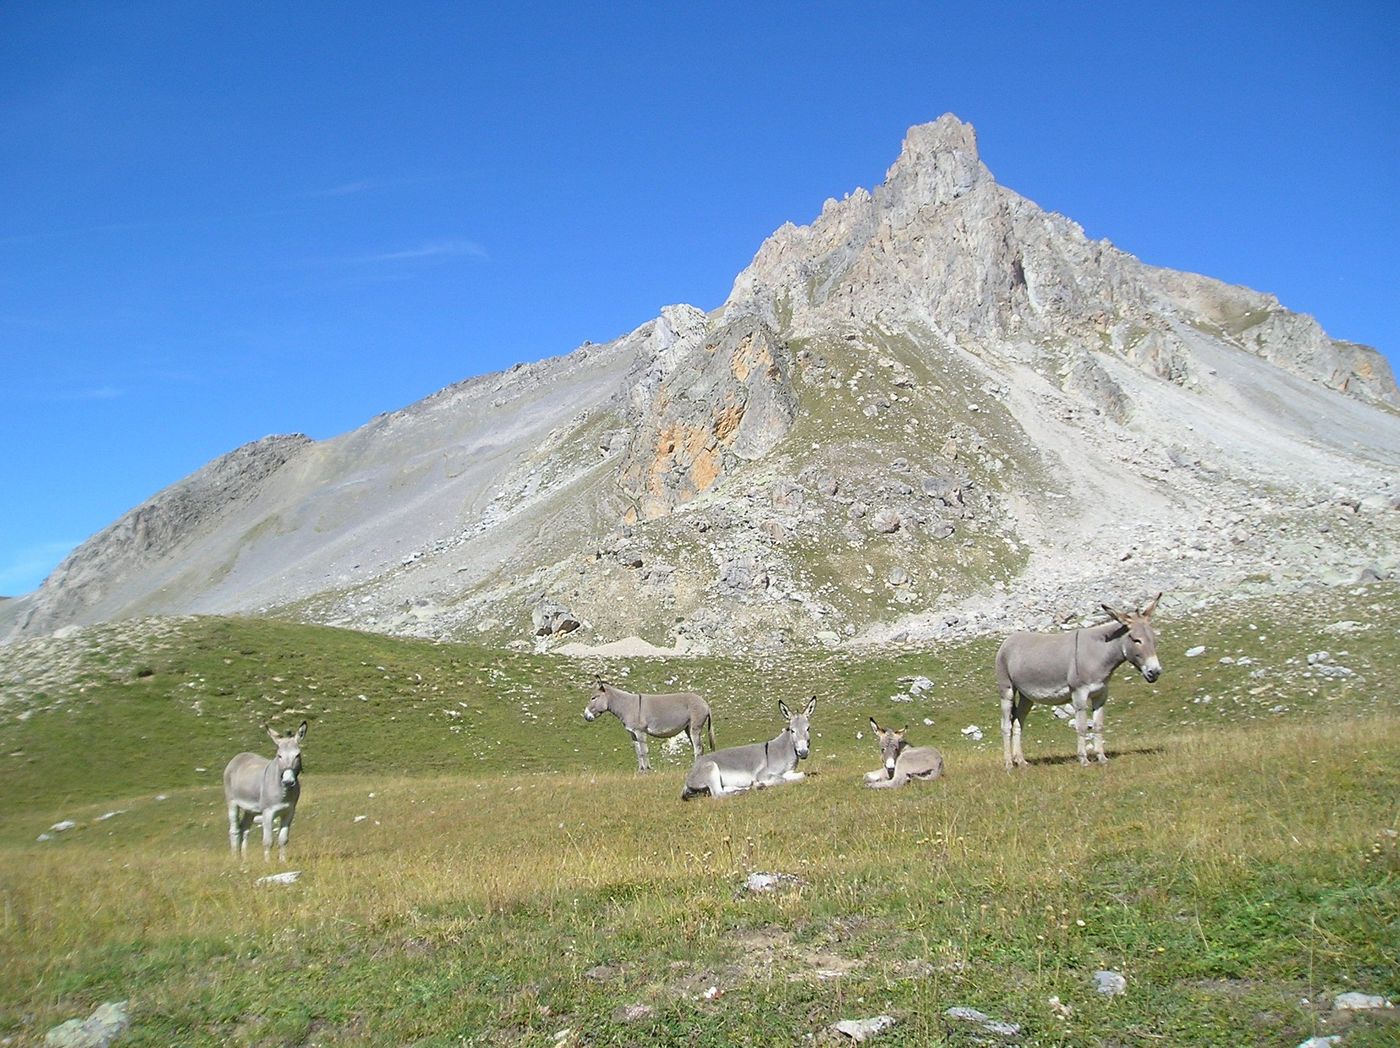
[1,586,1397,1046]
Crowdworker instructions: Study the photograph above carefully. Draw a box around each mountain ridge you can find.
[4,115,1397,649]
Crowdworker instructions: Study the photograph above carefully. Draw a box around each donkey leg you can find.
[1012,696,1032,768]
[277,807,295,861]
[238,810,254,858]
[688,721,703,759]
[707,765,741,796]
[1091,695,1108,764]
[1071,688,1091,766]
[227,803,242,855]
[261,810,277,859]
[629,730,651,773]
[866,770,904,789]
[1000,686,1016,770]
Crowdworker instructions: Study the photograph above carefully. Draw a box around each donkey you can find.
[996,594,1162,769]
[584,680,715,773]
[864,718,944,788]
[681,696,815,799]
[223,722,307,860]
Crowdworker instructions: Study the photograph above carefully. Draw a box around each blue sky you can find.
[2,1,1397,596]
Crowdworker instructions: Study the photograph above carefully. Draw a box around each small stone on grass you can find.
[834,1014,897,1042]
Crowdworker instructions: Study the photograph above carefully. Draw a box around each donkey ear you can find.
[869,717,881,734]
[804,695,817,717]
[297,721,308,742]
[778,699,792,719]
[266,725,279,742]
[1101,603,1129,624]
[1140,592,1162,617]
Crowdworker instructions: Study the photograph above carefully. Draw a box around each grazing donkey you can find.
[584,680,715,773]
[864,718,944,788]
[681,696,815,800]
[997,594,1162,769]
[223,722,307,860]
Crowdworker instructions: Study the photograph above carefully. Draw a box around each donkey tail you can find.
[706,716,716,752]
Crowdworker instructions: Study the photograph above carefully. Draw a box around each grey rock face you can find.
[618,312,798,521]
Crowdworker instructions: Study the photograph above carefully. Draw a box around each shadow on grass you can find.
[1023,745,1166,768]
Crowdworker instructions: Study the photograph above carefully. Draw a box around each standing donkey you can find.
[224,721,307,860]
[584,680,715,773]
[864,718,944,788]
[997,594,1162,769]
[681,696,815,799]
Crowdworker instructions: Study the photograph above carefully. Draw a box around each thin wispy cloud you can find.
[14,386,126,403]
[310,179,381,198]
[305,173,460,199]
[0,221,144,247]
[353,240,489,264]
[307,238,490,267]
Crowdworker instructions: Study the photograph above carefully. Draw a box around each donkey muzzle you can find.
[885,761,897,779]
[1142,660,1162,684]
[583,708,596,722]
[281,768,298,786]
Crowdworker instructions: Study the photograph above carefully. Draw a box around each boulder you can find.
[45,1001,130,1048]
[531,600,581,637]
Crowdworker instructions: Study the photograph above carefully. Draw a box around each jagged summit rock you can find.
[3,116,1397,650]
[881,114,990,209]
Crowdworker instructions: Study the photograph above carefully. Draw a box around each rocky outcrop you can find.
[618,310,798,520]
[531,597,581,637]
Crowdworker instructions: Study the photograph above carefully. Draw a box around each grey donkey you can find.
[996,594,1163,768]
[223,721,306,860]
[864,717,944,788]
[584,680,715,772]
[681,696,815,799]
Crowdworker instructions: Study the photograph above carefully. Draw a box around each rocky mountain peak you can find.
[879,113,990,210]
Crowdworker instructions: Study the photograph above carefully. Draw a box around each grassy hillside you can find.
[1,586,1397,1045]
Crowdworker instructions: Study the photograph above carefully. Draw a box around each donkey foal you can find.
[864,718,944,788]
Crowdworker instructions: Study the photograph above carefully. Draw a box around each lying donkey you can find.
[223,721,306,860]
[997,594,1163,768]
[864,718,944,788]
[681,696,815,800]
[584,680,715,773]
